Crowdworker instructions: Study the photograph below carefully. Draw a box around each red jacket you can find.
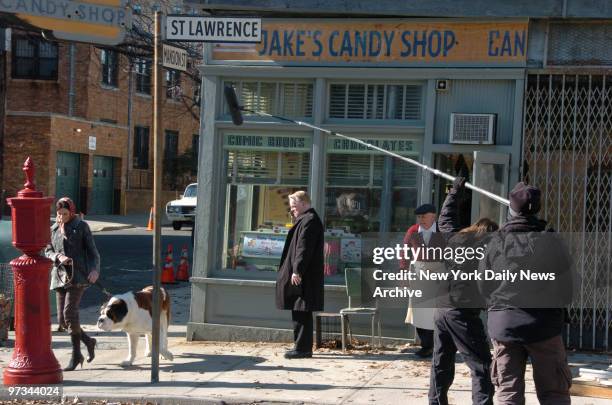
[399,223,445,269]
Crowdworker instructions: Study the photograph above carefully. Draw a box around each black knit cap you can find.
[415,203,436,215]
[509,182,541,215]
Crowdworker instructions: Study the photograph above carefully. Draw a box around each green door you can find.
[91,156,114,214]
[55,152,80,206]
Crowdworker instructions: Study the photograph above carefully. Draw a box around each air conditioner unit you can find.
[449,113,496,145]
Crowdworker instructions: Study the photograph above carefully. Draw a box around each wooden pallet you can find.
[571,378,612,399]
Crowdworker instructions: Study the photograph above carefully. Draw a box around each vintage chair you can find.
[339,267,382,351]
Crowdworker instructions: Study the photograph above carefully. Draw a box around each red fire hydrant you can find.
[3,157,62,384]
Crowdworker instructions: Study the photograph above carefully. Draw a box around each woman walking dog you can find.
[45,197,100,371]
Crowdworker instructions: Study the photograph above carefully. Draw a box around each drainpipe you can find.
[126,58,134,190]
[68,44,75,116]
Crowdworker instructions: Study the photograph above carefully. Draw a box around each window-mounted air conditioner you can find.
[449,113,496,145]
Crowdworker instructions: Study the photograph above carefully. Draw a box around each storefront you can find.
[188,19,526,342]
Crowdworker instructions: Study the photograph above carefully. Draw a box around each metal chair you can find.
[339,267,382,351]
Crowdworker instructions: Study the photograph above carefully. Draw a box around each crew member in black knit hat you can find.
[478,182,574,405]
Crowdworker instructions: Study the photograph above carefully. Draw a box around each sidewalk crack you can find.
[337,354,400,405]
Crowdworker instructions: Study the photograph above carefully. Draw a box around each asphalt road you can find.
[76,226,194,325]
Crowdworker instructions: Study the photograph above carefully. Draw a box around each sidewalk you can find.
[0,324,609,405]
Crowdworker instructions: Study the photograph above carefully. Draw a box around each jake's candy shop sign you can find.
[211,20,527,66]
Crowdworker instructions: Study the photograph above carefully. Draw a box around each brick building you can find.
[0,29,200,215]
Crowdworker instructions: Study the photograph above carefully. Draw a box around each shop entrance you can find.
[55,151,80,207]
[90,156,114,215]
[432,151,509,226]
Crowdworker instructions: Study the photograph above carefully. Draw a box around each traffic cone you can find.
[146,206,154,231]
[161,244,177,284]
[176,245,190,281]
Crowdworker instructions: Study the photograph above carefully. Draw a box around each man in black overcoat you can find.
[275,191,324,359]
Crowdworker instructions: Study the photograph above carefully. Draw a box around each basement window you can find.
[12,36,58,80]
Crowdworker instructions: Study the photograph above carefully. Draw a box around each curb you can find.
[0,393,224,405]
[0,392,310,405]
[90,224,137,233]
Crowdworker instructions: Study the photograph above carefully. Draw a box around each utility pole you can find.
[151,10,163,384]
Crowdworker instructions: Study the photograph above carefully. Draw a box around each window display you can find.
[324,136,420,282]
[222,133,311,279]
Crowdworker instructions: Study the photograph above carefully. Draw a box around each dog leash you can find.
[67,264,114,299]
[92,280,113,299]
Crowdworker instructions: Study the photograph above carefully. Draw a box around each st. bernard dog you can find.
[97,286,174,366]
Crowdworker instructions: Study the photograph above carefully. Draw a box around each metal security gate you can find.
[522,73,612,350]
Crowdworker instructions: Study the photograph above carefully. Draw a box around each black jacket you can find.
[275,208,325,312]
[436,184,489,309]
[478,215,573,343]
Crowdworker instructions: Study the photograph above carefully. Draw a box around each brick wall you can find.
[49,116,128,213]
[2,116,52,199]
[2,31,201,215]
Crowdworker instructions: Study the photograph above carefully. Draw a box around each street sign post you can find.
[0,0,131,45]
[151,10,163,384]
[162,43,187,72]
[165,15,261,42]
[148,12,263,384]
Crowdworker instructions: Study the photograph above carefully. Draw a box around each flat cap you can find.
[415,203,436,215]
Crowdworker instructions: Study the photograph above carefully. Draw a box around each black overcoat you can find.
[275,208,324,312]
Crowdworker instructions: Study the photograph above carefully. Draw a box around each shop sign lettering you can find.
[329,138,416,155]
[224,134,311,151]
[212,20,527,66]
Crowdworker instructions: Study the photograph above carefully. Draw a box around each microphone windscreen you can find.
[224,86,243,126]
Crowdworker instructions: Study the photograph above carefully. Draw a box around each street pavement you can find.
[0,321,610,404]
[77,223,194,316]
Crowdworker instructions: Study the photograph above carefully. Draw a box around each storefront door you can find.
[471,151,509,224]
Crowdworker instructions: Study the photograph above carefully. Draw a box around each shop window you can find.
[100,49,118,87]
[223,80,313,118]
[221,134,311,279]
[135,58,151,94]
[133,126,149,169]
[166,69,182,100]
[328,83,423,120]
[12,36,58,80]
[323,137,420,282]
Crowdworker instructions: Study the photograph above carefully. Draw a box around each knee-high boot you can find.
[80,329,96,363]
[64,333,84,371]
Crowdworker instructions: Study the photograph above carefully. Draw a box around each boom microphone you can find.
[222,86,510,206]
[224,86,244,126]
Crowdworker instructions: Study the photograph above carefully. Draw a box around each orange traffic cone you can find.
[146,207,154,231]
[176,245,190,281]
[161,244,177,284]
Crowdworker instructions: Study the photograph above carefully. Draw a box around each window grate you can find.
[12,36,58,80]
